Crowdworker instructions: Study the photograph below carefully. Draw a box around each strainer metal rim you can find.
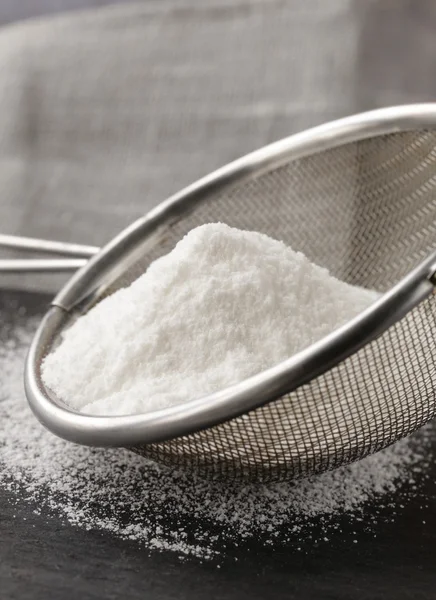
[25,104,436,448]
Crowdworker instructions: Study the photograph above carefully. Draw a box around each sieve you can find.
[16,104,436,483]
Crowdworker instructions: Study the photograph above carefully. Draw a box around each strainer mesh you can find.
[120,130,436,482]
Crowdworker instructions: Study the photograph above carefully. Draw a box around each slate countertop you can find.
[1,289,436,600]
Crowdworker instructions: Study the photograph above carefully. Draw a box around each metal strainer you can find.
[24,105,436,482]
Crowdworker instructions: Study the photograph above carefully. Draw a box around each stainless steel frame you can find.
[24,105,436,449]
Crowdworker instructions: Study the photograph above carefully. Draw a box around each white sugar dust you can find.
[0,315,432,562]
[41,223,378,416]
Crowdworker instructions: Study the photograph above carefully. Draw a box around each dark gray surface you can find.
[1,294,436,600]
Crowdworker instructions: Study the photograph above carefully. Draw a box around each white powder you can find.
[0,308,432,562]
[42,223,378,416]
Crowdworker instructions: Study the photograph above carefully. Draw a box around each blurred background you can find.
[0,0,435,290]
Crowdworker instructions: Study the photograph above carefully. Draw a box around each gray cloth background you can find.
[1,0,436,292]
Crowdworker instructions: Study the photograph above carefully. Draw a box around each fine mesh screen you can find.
[115,130,436,482]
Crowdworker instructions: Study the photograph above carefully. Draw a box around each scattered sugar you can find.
[0,316,432,562]
[41,223,379,415]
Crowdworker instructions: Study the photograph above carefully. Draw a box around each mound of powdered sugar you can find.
[0,316,432,561]
[41,223,379,415]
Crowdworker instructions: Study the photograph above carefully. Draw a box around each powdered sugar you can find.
[0,315,432,561]
[42,223,379,415]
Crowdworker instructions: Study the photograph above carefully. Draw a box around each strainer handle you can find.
[0,234,98,257]
[0,234,98,273]
[0,258,88,273]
